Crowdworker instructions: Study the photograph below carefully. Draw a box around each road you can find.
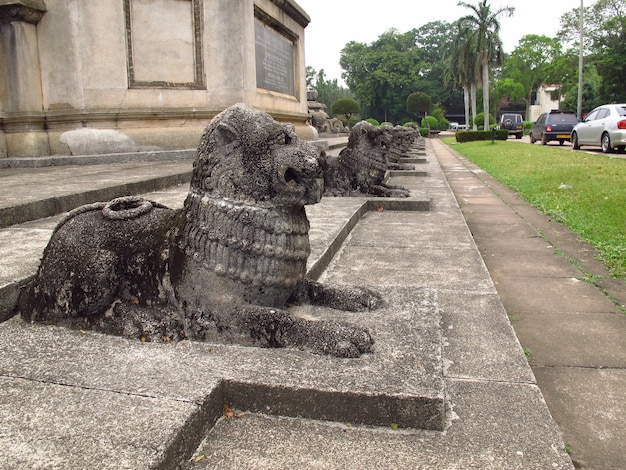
[440,130,626,158]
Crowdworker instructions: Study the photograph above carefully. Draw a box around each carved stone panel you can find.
[124,0,204,89]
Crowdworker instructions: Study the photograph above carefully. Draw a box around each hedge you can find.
[455,129,509,143]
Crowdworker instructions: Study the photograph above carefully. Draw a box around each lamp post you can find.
[577,0,584,119]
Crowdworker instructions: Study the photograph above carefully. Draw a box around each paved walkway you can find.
[432,138,626,470]
[0,135,623,468]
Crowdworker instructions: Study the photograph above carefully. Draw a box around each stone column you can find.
[0,0,48,157]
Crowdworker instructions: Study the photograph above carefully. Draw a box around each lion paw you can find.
[330,286,384,312]
[312,323,374,358]
[291,279,384,312]
[366,184,410,198]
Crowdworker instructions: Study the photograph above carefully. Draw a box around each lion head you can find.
[344,121,392,179]
[190,104,323,207]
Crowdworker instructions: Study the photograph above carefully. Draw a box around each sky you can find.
[296,0,588,85]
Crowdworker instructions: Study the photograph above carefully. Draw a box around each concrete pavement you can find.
[0,134,616,468]
[433,138,626,469]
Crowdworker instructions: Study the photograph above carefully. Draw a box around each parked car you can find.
[530,110,579,145]
[498,113,524,139]
[571,103,626,153]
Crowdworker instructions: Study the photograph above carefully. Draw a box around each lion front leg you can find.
[387,162,416,170]
[235,304,374,358]
[289,278,383,312]
[95,302,187,342]
[368,183,410,198]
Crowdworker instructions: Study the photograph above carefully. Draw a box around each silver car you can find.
[571,103,626,153]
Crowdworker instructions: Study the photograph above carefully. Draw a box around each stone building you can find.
[0,0,314,158]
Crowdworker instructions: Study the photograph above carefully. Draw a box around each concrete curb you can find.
[0,171,192,228]
[0,149,196,169]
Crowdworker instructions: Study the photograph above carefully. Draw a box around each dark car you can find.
[530,110,579,145]
[498,113,524,139]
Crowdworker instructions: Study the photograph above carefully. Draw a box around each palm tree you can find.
[458,0,514,130]
[445,19,480,130]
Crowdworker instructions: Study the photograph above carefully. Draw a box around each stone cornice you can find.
[0,107,310,131]
[269,0,310,28]
[0,0,46,24]
[1,108,216,131]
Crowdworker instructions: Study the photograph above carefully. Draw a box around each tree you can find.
[458,0,514,130]
[495,77,526,114]
[340,28,426,123]
[305,66,316,87]
[503,35,562,117]
[414,21,459,113]
[560,65,603,113]
[445,19,479,130]
[558,0,626,104]
[331,98,360,121]
[306,67,353,113]
[496,78,525,101]
[406,92,431,120]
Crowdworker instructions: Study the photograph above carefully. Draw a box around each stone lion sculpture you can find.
[323,121,411,197]
[382,125,421,169]
[18,104,381,357]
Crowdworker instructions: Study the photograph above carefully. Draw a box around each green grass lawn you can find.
[442,138,626,278]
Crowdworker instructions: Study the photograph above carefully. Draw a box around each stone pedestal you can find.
[0,0,316,158]
[0,1,49,156]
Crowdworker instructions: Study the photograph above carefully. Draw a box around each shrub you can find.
[420,127,429,137]
[403,121,418,127]
[331,98,360,119]
[349,115,361,127]
[455,130,509,142]
[421,115,438,129]
[380,121,394,127]
[366,118,380,126]
[474,112,496,127]
[523,121,532,134]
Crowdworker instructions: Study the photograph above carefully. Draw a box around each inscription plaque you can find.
[254,20,295,96]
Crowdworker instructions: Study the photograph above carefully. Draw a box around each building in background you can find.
[528,84,562,123]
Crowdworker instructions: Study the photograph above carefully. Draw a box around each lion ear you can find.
[214,121,239,146]
[365,123,379,139]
